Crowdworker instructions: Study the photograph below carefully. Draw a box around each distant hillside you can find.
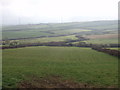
[3,20,117,30]
[2,20,118,40]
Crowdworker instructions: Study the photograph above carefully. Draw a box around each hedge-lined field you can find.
[19,35,78,44]
[85,38,118,44]
[3,46,118,88]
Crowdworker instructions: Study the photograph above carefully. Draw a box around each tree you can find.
[9,41,19,47]
[3,38,10,45]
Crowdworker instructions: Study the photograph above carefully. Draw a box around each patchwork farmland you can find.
[2,20,119,88]
[3,47,118,88]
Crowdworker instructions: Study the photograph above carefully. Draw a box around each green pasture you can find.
[71,38,118,45]
[53,29,92,35]
[108,48,120,51]
[85,38,118,44]
[19,35,77,44]
[2,30,52,39]
[2,20,117,40]
[3,46,118,88]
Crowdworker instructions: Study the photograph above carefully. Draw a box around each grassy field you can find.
[71,38,118,45]
[110,48,119,50]
[19,35,78,44]
[2,28,92,40]
[85,38,118,44]
[2,20,118,88]
[53,29,92,35]
[2,20,117,41]
[2,20,118,46]
[3,46,118,88]
[82,34,118,44]
[2,30,52,39]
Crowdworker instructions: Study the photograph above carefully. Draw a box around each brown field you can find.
[84,34,118,39]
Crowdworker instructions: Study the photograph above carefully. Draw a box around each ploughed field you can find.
[2,46,118,88]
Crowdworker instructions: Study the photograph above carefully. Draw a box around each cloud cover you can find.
[0,0,119,25]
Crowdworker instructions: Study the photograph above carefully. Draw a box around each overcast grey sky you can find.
[0,0,119,25]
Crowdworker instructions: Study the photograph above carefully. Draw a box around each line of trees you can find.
[2,40,120,49]
[91,45,120,57]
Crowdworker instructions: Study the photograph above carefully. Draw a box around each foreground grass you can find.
[3,46,118,88]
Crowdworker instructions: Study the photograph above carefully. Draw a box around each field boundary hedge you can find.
[91,46,120,57]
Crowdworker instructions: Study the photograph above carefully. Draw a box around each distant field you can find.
[53,29,92,35]
[82,34,118,44]
[84,34,118,39]
[85,38,118,44]
[19,35,78,44]
[3,46,118,88]
[72,37,118,45]
[2,30,52,39]
[2,21,118,41]
[2,28,92,40]
[108,48,120,51]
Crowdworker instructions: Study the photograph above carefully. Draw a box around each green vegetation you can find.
[2,30,51,39]
[19,35,78,44]
[53,29,92,35]
[109,48,120,51]
[2,20,117,40]
[3,46,118,88]
[2,20,118,88]
[71,38,118,45]
[85,38,118,44]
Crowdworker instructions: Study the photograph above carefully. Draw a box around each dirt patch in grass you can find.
[17,75,116,88]
[18,75,95,88]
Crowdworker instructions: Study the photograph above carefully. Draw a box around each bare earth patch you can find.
[18,75,95,88]
[18,75,116,88]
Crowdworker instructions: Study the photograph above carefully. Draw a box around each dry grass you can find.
[84,34,118,39]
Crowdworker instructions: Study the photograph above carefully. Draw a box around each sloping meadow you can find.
[2,46,118,88]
